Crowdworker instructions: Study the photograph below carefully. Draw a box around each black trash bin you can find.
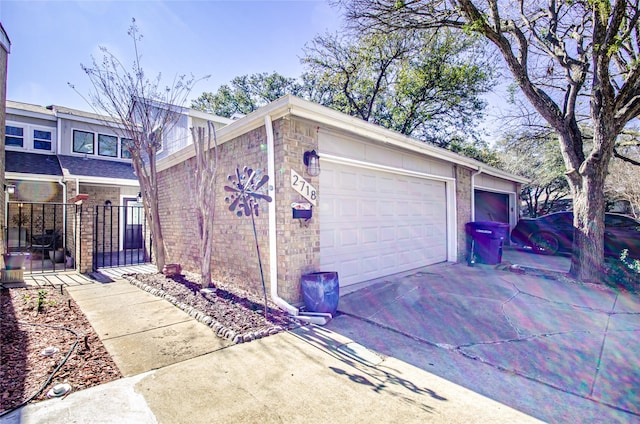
[465,221,510,266]
[301,272,339,315]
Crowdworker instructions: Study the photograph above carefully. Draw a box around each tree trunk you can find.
[201,224,213,287]
[147,191,166,272]
[151,216,166,272]
[564,122,615,283]
[570,175,606,283]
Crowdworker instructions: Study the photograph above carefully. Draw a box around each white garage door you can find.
[319,162,448,287]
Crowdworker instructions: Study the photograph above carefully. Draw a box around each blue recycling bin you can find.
[465,221,510,265]
[301,271,339,315]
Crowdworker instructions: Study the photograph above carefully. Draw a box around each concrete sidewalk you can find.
[1,279,542,423]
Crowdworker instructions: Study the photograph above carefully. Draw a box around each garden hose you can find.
[0,321,81,418]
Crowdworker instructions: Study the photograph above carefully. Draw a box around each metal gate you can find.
[5,201,81,274]
[93,203,151,271]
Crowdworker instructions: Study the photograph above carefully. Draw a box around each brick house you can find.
[4,101,141,270]
[4,100,230,272]
[156,95,527,309]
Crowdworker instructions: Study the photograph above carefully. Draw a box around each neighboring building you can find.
[4,100,232,272]
[155,95,528,307]
[4,101,141,271]
[0,23,10,266]
[5,101,141,206]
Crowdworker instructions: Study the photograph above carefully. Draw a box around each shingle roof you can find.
[5,151,62,176]
[6,100,56,118]
[57,155,137,180]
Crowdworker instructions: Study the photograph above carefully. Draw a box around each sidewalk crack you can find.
[589,292,619,397]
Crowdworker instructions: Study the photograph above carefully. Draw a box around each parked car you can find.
[510,211,640,259]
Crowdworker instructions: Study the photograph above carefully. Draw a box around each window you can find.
[605,214,639,228]
[121,138,133,159]
[33,129,52,150]
[98,134,118,157]
[73,130,94,154]
[6,126,24,147]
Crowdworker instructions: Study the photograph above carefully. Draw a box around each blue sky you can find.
[1,0,343,111]
[1,0,509,141]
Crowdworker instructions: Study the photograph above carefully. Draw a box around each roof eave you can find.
[158,94,529,184]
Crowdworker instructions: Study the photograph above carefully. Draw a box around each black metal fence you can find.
[5,201,81,273]
[93,205,151,271]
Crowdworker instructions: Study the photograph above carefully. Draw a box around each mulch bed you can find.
[0,286,122,415]
[1,270,302,414]
[125,271,301,343]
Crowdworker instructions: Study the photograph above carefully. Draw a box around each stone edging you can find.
[124,275,284,344]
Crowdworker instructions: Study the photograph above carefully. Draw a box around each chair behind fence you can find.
[5,201,80,273]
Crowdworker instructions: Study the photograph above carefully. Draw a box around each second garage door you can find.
[319,161,448,287]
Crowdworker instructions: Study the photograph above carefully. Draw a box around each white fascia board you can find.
[157,94,529,185]
[188,108,234,125]
[70,176,140,187]
[474,184,517,195]
[285,96,529,184]
[6,172,59,182]
[157,96,291,172]
[7,171,138,187]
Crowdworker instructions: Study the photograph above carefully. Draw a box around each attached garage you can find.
[473,172,521,232]
[474,190,509,223]
[157,95,527,306]
[319,161,448,286]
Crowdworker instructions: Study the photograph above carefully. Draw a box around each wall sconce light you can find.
[137,192,143,203]
[104,200,112,206]
[4,184,16,195]
[303,150,320,177]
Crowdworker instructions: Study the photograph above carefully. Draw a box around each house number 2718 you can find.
[291,169,317,206]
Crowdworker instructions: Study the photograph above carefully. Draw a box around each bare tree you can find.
[497,129,570,217]
[606,145,640,218]
[187,122,219,288]
[71,18,203,272]
[342,0,640,282]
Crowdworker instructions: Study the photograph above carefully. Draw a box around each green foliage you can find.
[302,29,496,154]
[23,289,56,313]
[191,72,302,117]
[37,289,47,312]
[496,129,570,217]
[193,29,498,165]
[604,250,640,293]
[448,138,502,166]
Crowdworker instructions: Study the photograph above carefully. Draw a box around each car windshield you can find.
[605,214,639,228]
[545,213,573,225]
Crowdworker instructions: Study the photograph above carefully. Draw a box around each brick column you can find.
[455,165,473,262]
[76,205,94,273]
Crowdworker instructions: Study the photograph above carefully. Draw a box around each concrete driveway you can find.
[327,250,639,423]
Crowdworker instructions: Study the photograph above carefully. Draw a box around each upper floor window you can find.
[33,129,52,150]
[6,126,24,147]
[73,130,94,154]
[6,124,53,151]
[121,138,133,159]
[98,134,118,157]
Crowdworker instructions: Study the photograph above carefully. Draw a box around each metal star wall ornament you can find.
[223,165,273,320]
[224,166,272,217]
